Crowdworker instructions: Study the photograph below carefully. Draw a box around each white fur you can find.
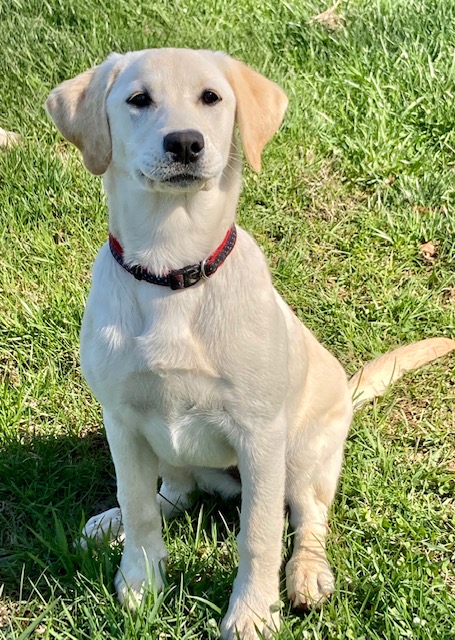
[46,49,454,640]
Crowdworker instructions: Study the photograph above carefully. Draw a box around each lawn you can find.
[0,0,454,638]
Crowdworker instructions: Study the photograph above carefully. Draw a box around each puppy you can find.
[46,48,454,639]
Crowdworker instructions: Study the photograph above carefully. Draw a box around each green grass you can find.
[1,0,454,637]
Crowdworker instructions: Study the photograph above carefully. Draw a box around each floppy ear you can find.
[224,58,288,172]
[45,54,122,175]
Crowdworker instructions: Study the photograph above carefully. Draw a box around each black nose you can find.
[163,129,205,164]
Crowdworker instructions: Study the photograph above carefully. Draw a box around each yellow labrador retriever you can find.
[46,48,454,639]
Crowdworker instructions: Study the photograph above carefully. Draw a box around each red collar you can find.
[109,225,237,290]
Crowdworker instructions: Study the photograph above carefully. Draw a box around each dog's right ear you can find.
[45,54,123,175]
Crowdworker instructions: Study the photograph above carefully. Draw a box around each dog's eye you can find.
[127,92,152,108]
[201,90,221,105]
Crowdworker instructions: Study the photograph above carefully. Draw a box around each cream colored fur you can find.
[46,48,454,640]
[0,127,21,148]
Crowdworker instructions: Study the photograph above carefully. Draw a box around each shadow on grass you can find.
[0,429,114,598]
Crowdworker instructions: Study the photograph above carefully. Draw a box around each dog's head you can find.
[45,49,287,190]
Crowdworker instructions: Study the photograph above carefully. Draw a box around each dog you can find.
[46,48,454,639]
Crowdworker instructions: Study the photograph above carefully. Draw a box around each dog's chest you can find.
[120,368,235,467]
[124,368,236,467]
[81,281,236,468]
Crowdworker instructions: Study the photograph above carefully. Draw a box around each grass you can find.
[0,0,454,637]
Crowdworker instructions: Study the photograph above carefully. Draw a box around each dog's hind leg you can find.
[285,400,352,608]
[158,466,242,517]
[192,467,241,499]
[158,463,197,518]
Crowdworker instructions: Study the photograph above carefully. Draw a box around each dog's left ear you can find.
[223,57,288,172]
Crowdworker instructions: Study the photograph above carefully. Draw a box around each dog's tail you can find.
[349,337,455,410]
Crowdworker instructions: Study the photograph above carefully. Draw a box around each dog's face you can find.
[46,48,288,185]
[106,49,236,193]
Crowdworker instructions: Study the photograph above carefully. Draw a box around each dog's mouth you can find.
[139,170,205,190]
[164,174,201,184]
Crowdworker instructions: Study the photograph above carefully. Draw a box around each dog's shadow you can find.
[1,429,112,598]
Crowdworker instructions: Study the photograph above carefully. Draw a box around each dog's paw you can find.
[79,507,124,548]
[286,550,334,608]
[115,545,167,610]
[157,481,194,519]
[221,594,281,640]
[115,571,147,610]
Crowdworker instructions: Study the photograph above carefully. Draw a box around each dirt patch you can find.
[310,1,345,31]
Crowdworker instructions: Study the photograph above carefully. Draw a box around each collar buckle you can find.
[169,264,202,290]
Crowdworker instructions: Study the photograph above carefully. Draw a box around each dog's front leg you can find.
[104,411,167,610]
[221,411,286,640]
